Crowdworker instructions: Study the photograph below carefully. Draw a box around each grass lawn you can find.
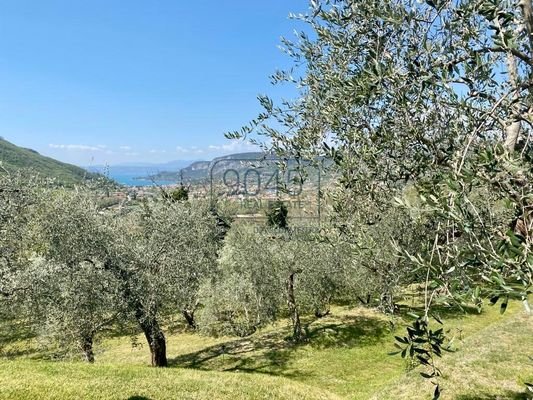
[0,301,531,399]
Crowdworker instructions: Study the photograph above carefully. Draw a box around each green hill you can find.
[0,138,96,185]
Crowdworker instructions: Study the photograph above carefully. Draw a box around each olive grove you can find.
[199,224,353,341]
[1,6,532,399]
[227,0,533,394]
[0,181,221,366]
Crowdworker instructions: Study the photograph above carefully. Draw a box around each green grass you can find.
[0,360,341,400]
[373,303,533,400]
[0,302,531,400]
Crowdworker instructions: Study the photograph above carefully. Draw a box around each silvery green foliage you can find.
[24,258,121,361]
[30,188,112,266]
[198,225,285,337]
[103,197,220,366]
[0,178,122,361]
[0,171,40,299]
[25,188,123,361]
[228,0,533,312]
[0,171,39,350]
[198,224,352,339]
[227,0,532,392]
[230,0,531,163]
[339,204,431,313]
[10,183,220,364]
[113,199,221,324]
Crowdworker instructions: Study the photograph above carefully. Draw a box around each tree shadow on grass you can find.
[169,328,301,377]
[0,321,49,359]
[169,313,390,378]
[456,389,530,400]
[305,314,389,349]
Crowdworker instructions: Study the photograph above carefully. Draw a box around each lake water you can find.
[86,166,177,187]
[109,173,176,187]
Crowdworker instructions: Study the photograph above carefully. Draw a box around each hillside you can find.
[144,152,326,185]
[143,152,266,182]
[0,138,96,185]
[0,302,530,399]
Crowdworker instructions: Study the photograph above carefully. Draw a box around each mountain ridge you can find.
[0,137,98,185]
[143,152,268,182]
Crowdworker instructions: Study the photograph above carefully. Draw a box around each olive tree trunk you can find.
[104,261,168,367]
[286,270,304,342]
[79,334,95,363]
[137,312,168,367]
[182,308,197,329]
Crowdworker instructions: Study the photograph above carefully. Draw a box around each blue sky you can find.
[0,0,307,165]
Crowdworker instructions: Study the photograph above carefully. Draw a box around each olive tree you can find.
[0,171,41,352]
[23,258,121,362]
[111,199,220,366]
[28,186,220,367]
[227,0,532,393]
[0,171,39,299]
[199,224,351,341]
[27,188,123,362]
[198,225,284,337]
[228,0,533,301]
